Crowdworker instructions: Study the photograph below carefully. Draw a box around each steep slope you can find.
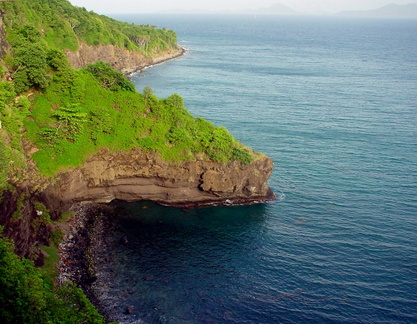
[1,0,181,73]
[65,41,185,74]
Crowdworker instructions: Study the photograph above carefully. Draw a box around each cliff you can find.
[0,190,52,262]
[0,146,273,261]
[0,0,275,262]
[65,41,185,74]
[49,148,274,209]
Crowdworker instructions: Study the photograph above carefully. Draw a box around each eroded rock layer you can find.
[65,42,185,74]
[51,148,275,208]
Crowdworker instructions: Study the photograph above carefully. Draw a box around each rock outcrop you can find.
[65,42,185,74]
[0,9,11,58]
[49,148,274,208]
[0,190,52,262]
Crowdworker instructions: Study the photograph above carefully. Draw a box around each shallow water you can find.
[97,14,417,323]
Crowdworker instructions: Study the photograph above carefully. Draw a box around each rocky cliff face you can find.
[0,190,52,263]
[49,148,274,208]
[0,9,10,58]
[65,42,185,74]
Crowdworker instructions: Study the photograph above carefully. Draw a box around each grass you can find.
[1,0,255,179]
[25,64,255,176]
[40,245,59,285]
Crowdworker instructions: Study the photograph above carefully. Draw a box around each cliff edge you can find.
[65,41,185,75]
[0,0,275,263]
[49,148,274,209]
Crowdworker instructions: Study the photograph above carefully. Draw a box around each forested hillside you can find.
[1,0,177,53]
[0,0,255,188]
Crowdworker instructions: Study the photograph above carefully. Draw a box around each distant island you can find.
[336,3,417,18]
[156,2,417,18]
[157,2,301,15]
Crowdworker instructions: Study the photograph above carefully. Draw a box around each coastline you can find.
[57,203,101,291]
[156,189,276,208]
[123,45,188,77]
[57,196,275,322]
[57,202,117,321]
[55,44,273,322]
[57,202,145,323]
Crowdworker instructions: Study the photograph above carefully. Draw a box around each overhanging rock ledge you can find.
[48,148,275,208]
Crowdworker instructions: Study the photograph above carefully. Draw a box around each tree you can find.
[52,103,87,140]
[86,61,135,92]
[13,43,49,93]
[0,233,50,323]
[0,231,106,323]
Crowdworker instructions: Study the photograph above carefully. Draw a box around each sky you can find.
[68,0,417,14]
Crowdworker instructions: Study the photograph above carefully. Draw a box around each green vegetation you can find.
[26,76,254,175]
[0,139,9,191]
[87,61,135,92]
[10,193,27,220]
[0,230,105,324]
[0,0,257,321]
[1,0,177,54]
[40,245,59,284]
[1,0,254,178]
[59,210,75,223]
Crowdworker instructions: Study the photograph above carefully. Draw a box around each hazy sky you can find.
[68,0,417,14]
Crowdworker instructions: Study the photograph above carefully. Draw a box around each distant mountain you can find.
[157,3,301,16]
[336,3,417,18]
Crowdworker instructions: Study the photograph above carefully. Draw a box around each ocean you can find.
[94,14,417,323]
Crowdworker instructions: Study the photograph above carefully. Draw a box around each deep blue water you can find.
[98,15,417,323]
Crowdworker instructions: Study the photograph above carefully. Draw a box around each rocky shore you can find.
[57,203,111,320]
[57,202,145,323]
[53,43,274,323]
[57,203,99,288]
[124,45,188,77]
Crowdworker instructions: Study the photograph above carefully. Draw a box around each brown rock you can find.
[0,10,11,58]
[48,148,275,208]
[65,41,185,75]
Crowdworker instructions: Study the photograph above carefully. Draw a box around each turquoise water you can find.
[99,15,417,323]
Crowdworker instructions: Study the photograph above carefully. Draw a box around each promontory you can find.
[0,0,274,322]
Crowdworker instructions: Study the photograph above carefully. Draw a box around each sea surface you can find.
[96,14,417,323]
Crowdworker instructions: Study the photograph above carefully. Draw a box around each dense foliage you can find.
[0,0,177,54]
[0,230,105,324]
[0,0,254,178]
[25,72,254,175]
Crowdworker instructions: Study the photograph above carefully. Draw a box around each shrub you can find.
[86,61,135,92]
[0,231,106,324]
[13,43,50,93]
[0,140,9,191]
